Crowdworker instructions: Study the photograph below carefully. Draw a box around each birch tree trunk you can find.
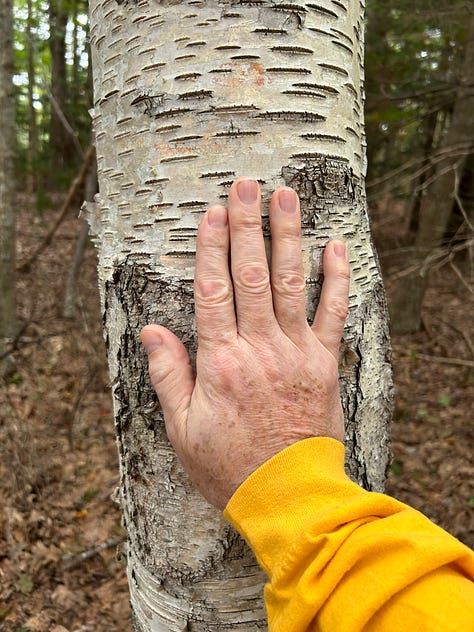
[0,0,16,376]
[87,1,393,629]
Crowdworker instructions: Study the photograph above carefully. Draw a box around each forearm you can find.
[224,437,474,632]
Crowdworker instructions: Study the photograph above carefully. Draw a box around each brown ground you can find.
[0,195,473,631]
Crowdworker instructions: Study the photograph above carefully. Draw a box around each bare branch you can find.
[406,352,474,368]
[62,537,125,570]
[18,146,96,273]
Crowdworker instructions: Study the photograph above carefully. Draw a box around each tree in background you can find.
[365,0,469,188]
[25,0,39,192]
[48,0,70,170]
[14,0,91,191]
[87,0,393,628]
[364,0,474,332]
[0,0,16,376]
[389,15,474,332]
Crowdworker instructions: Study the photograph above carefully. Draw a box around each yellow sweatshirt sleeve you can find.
[224,437,474,632]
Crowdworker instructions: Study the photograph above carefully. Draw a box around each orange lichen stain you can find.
[211,61,270,89]
[154,142,197,158]
[250,62,266,86]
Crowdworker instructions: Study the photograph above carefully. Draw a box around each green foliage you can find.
[10,0,474,203]
[365,0,474,202]
[13,0,91,191]
[7,371,24,384]
[81,487,100,503]
[35,187,52,213]
[16,574,34,594]
[437,393,452,407]
[0,607,11,621]
[390,460,404,476]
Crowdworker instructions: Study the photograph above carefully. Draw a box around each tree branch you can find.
[18,146,96,273]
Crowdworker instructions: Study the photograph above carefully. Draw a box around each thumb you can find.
[140,324,194,440]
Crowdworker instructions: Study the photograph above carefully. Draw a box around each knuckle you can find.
[201,347,237,389]
[326,297,349,322]
[273,272,306,297]
[232,215,263,232]
[234,264,269,293]
[214,349,236,380]
[335,267,350,283]
[277,224,301,241]
[195,278,233,306]
[197,228,227,250]
[149,361,174,388]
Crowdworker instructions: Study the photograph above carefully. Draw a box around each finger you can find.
[194,205,236,347]
[141,324,194,442]
[269,187,307,339]
[311,241,350,359]
[227,178,276,338]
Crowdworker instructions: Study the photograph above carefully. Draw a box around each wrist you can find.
[224,437,364,575]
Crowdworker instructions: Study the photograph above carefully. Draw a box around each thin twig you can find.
[450,260,474,295]
[367,82,461,104]
[0,322,29,361]
[67,366,99,450]
[366,141,474,190]
[388,239,474,281]
[24,25,85,160]
[407,353,474,368]
[17,146,95,273]
[453,170,474,233]
[436,316,474,359]
[47,87,85,160]
[62,537,125,570]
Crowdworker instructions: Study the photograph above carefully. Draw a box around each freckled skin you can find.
[141,179,350,510]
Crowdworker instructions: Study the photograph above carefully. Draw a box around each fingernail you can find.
[333,241,346,258]
[208,205,228,228]
[279,188,297,213]
[237,179,258,204]
[141,331,162,355]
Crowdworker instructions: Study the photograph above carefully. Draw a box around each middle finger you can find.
[227,178,277,339]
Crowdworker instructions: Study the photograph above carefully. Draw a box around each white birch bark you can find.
[86,1,393,629]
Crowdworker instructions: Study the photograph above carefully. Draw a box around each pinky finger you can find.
[311,240,350,359]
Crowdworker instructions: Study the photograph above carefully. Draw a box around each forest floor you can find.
[0,195,473,631]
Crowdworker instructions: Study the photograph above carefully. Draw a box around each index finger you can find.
[194,205,236,346]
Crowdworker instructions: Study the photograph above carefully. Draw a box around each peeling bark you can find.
[87,0,393,628]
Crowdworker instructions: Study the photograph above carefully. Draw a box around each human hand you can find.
[141,178,350,510]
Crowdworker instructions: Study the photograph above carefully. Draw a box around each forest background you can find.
[0,0,473,630]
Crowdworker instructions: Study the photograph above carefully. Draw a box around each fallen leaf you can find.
[17,574,34,595]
